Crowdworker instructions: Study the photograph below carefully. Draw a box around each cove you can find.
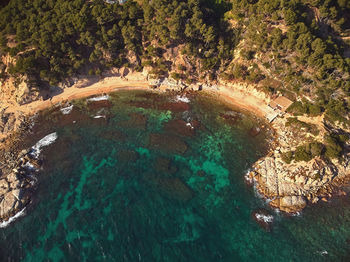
[0,90,350,261]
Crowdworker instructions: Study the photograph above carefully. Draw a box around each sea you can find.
[0,90,349,261]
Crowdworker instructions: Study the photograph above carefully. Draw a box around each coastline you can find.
[0,72,275,223]
[0,71,349,224]
[4,75,271,123]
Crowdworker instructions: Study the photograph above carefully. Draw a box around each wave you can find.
[255,213,274,223]
[87,95,110,102]
[60,105,73,115]
[23,162,38,172]
[30,132,58,158]
[93,115,106,119]
[186,122,194,129]
[0,207,26,228]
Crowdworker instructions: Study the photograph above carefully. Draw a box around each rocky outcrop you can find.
[0,54,40,143]
[249,116,350,214]
[0,149,40,222]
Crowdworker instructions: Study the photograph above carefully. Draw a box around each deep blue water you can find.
[0,90,350,261]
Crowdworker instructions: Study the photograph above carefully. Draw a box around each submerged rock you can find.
[101,129,127,142]
[154,157,177,175]
[249,126,261,137]
[220,111,242,124]
[164,119,195,137]
[87,99,112,110]
[119,113,147,130]
[158,102,190,112]
[251,208,274,232]
[149,134,188,155]
[157,177,194,201]
[117,150,139,166]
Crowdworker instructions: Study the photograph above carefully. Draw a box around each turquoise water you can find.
[1,90,350,261]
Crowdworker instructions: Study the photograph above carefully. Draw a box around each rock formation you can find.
[0,149,40,222]
[249,116,350,213]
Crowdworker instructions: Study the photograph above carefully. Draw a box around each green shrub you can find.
[285,117,319,136]
[281,151,293,164]
[294,145,312,162]
[308,103,322,116]
[324,133,344,159]
[287,101,308,115]
[170,72,181,81]
[309,142,324,157]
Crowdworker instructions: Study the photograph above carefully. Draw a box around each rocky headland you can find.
[248,115,350,213]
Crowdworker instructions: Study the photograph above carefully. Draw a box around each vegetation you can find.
[285,117,320,136]
[281,132,349,163]
[0,0,235,86]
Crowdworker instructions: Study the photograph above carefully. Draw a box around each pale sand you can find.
[5,77,150,115]
[5,75,271,118]
[204,86,270,118]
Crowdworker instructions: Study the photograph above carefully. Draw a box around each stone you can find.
[117,150,139,166]
[163,119,195,137]
[271,195,307,213]
[0,179,9,189]
[157,177,194,201]
[158,102,190,112]
[6,172,18,188]
[101,130,127,142]
[251,208,274,232]
[311,197,319,204]
[154,157,177,175]
[0,190,18,218]
[249,126,261,137]
[220,111,242,124]
[149,134,188,155]
[119,113,147,130]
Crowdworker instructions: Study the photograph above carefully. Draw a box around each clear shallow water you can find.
[1,90,350,261]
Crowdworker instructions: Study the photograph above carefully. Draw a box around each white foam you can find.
[175,95,190,103]
[23,162,38,172]
[186,122,194,129]
[60,105,73,115]
[30,132,58,158]
[244,169,253,183]
[255,213,274,223]
[316,250,328,256]
[0,207,26,228]
[93,115,106,119]
[87,95,110,102]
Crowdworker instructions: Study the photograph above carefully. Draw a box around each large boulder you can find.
[270,195,307,213]
[0,188,30,221]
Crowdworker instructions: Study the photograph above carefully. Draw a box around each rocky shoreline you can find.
[248,116,350,214]
[0,129,58,224]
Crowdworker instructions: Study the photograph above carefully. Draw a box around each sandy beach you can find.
[0,73,273,147]
[5,76,150,115]
[3,73,271,120]
[205,84,271,118]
